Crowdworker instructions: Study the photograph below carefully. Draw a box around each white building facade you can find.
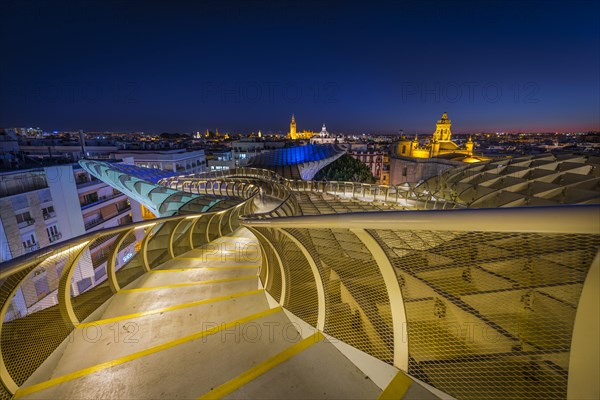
[0,161,143,320]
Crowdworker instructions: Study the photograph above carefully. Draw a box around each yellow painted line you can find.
[378,371,413,400]
[14,307,283,399]
[118,276,257,293]
[175,256,258,260]
[175,257,240,261]
[77,289,264,329]
[214,236,255,240]
[149,266,258,272]
[198,331,325,399]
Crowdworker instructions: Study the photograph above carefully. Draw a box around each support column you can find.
[246,227,287,305]
[58,241,93,328]
[0,262,44,394]
[568,251,600,400]
[351,228,409,371]
[206,213,218,243]
[188,216,202,250]
[106,229,134,293]
[168,219,187,259]
[278,229,326,331]
[140,223,158,272]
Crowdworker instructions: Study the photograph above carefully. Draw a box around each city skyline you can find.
[1,2,599,398]
[1,0,599,134]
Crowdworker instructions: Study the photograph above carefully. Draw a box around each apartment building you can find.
[0,160,142,320]
[347,144,391,184]
[114,149,207,174]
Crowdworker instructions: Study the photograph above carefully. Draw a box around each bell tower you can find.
[433,112,452,142]
[465,136,474,155]
[289,114,297,139]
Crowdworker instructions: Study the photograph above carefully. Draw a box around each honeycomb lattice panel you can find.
[369,229,600,400]
[288,228,394,364]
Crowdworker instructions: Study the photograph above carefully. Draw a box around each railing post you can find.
[168,218,187,259]
[203,213,215,243]
[107,229,134,293]
[188,216,202,250]
[228,204,242,233]
[246,227,287,305]
[350,228,409,371]
[0,262,43,394]
[277,228,326,331]
[58,241,93,329]
[140,223,157,272]
[215,211,225,237]
[568,250,600,400]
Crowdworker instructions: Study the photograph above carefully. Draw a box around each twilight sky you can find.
[1,0,599,134]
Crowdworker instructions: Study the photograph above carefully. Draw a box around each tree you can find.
[314,154,376,183]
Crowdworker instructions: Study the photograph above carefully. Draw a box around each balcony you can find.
[119,215,133,225]
[80,192,126,210]
[84,216,103,230]
[91,252,109,266]
[48,233,62,243]
[77,179,106,193]
[23,242,39,253]
[42,211,57,220]
[76,178,104,190]
[17,219,35,229]
[84,206,131,230]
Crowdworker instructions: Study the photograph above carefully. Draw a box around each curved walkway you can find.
[15,228,432,400]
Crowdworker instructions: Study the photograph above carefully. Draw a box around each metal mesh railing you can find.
[244,206,600,400]
[0,193,256,398]
[289,228,394,363]
[160,167,459,218]
[368,229,599,399]
[0,162,598,400]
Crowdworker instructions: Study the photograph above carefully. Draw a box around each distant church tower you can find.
[433,112,452,142]
[289,114,297,139]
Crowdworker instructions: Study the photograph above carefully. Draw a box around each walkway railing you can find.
[0,194,257,398]
[242,206,600,400]
[161,166,457,213]
[1,161,598,400]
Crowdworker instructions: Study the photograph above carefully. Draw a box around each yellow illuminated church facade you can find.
[397,112,483,162]
[287,114,317,140]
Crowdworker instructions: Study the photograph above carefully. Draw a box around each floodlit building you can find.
[390,112,489,184]
[310,124,341,144]
[287,114,318,140]
[395,112,478,159]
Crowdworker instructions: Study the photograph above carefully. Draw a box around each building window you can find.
[22,233,37,249]
[39,189,52,204]
[11,195,29,210]
[34,277,50,298]
[16,211,34,225]
[75,173,89,184]
[42,206,55,220]
[402,166,408,177]
[47,225,61,242]
[81,192,98,206]
[402,145,407,154]
[77,278,92,293]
